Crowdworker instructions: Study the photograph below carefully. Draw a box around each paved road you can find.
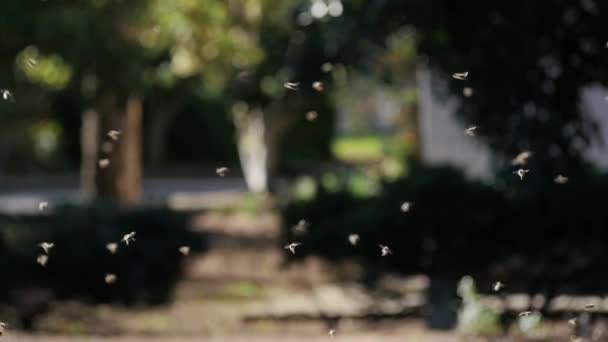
[3,329,460,342]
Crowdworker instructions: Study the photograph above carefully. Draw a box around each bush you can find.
[281,163,608,294]
[0,204,207,307]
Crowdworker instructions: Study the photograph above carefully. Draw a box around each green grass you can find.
[331,135,385,162]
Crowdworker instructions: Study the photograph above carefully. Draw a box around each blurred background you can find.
[1,0,608,341]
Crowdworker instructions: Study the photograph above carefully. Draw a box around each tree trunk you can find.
[235,109,268,193]
[96,93,142,206]
[80,109,99,202]
[146,98,185,169]
[426,275,458,330]
[147,109,169,169]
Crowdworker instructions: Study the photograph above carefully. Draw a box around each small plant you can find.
[457,276,501,336]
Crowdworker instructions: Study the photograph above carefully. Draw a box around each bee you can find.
[513,168,530,180]
[106,242,119,255]
[292,219,309,235]
[379,244,393,256]
[1,89,13,101]
[107,130,122,141]
[493,281,504,292]
[283,82,300,91]
[554,174,569,184]
[452,71,469,81]
[306,111,318,121]
[38,201,48,211]
[105,273,117,284]
[312,81,324,92]
[216,167,229,177]
[284,242,301,255]
[98,159,110,169]
[465,126,479,136]
[121,232,136,246]
[348,234,360,246]
[400,202,413,213]
[37,254,49,267]
[512,151,532,166]
[38,242,54,254]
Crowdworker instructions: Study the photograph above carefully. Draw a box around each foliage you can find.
[457,276,501,336]
[0,205,206,308]
[378,1,608,178]
[282,162,608,294]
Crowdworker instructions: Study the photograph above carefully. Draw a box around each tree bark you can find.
[80,109,99,202]
[235,108,268,193]
[146,97,185,168]
[116,94,143,205]
[95,93,142,206]
[234,101,297,194]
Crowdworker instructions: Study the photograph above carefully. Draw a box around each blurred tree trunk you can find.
[96,93,142,206]
[235,109,268,193]
[80,109,99,202]
[264,102,296,192]
[403,101,421,159]
[146,97,185,168]
[426,275,458,330]
[234,102,295,194]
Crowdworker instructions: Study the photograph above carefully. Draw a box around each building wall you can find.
[416,65,493,181]
[416,66,608,180]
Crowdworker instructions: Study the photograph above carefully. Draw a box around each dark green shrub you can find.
[0,204,207,306]
[281,163,608,294]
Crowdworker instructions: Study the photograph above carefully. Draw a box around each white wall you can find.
[416,66,608,180]
[416,65,493,181]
